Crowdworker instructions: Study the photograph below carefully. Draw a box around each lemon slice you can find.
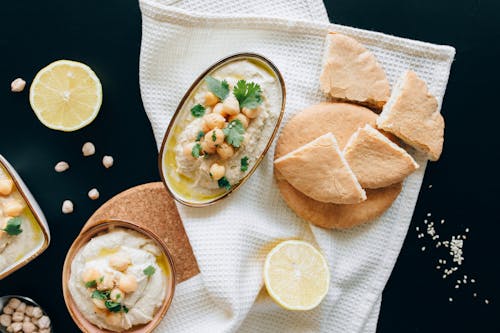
[264,240,330,310]
[29,60,102,131]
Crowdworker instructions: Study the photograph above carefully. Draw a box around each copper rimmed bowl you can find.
[62,219,176,333]
[158,53,286,207]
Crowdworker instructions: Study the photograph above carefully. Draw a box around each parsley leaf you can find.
[192,143,202,158]
[223,120,245,148]
[218,177,231,191]
[85,280,97,288]
[190,104,206,118]
[143,265,156,277]
[91,290,110,300]
[196,131,205,142]
[205,76,229,100]
[105,300,123,313]
[123,305,129,313]
[2,217,23,236]
[211,131,217,142]
[233,80,263,109]
[240,156,249,172]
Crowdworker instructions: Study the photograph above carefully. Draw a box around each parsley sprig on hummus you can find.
[223,119,245,148]
[205,76,229,100]
[2,217,23,236]
[191,104,206,118]
[233,80,263,109]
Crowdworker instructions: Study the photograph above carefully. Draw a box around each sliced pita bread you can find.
[274,133,366,204]
[274,103,402,229]
[319,33,390,110]
[344,125,419,189]
[377,70,444,161]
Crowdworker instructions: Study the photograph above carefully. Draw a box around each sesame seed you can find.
[427,213,432,217]
[471,279,476,283]
[473,293,477,297]
[416,226,420,231]
[441,219,445,224]
[485,299,489,304]
[455,285,459,289]
[465,228,469,233]
[421,246,426,251]
[428,184,433,188]
[436,265,441,269]
[449,297,453,302]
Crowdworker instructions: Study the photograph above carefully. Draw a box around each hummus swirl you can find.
[68,228,168,332]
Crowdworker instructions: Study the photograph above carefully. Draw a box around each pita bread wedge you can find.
[275,103,402,229]
[274,133,366,204]
[377,70,444,161]
[319,33,390,110]
[344,124,419,189]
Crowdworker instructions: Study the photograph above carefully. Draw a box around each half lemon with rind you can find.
[29,60,102,132]
[264,240,330,311]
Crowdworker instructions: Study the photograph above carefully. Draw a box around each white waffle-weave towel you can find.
[138,1,455,332]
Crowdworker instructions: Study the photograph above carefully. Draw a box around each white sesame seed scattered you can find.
[421,246,426,251]
[485,299,489,304]
[449,297,453,302]
[436,265,441,270]
[473,293,477,297]
[441,219,445,224]
[424,219,428,224]
[11,78,26,92]
[471,279,475,283]
[457,280,461,284]
[455,285,459,289]
[416,226,419,231]
[428,184,433,188]
[442,274,447,279]
[427,213,432,217]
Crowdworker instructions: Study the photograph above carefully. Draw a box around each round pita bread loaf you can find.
[274,102,402,229]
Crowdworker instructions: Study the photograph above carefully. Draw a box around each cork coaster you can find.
[83,182,199,283]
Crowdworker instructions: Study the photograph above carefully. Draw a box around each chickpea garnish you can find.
[204,129,224,146]
[222,94,240,116]
[200,140,216,154]
[242,106,261,119]
[118,274,138,293]
[216,143,235,160]
[204,92,219,107]
[202,113,226,132]
[209,163,225,181]
[109,254,131,272]
[228,113,249,129]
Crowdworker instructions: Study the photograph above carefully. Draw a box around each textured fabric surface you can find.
[138,1,455,332]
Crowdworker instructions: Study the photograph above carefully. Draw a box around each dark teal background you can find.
[0,0,498,332]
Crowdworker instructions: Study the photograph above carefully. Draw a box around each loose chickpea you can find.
[82,268,101,284]
[212,103,225,117]
[216,143,235,160]
[91,298,106,310]
[105,312,122,327]
[10,322,22,332]
[16,303,25,313]
[228,113,249,129]
[110,288,123,302]
[31,308,43,319]
[37,316,51,329]
[3,307,13,315]
[7,299,20,310]
[222,94,240,116]
[109,254,131,272]
[4,200,24,217]
[25,306,34,317]
[0,314,11,327]
[202,113,225,132]
[97,273,115,291]
[241,107,261,119]
[209,163,225,181]
[204,129,224,146]
[204,92,219,107]
[200,140,216,154]
[118,274,138,293]
[11,312,23,322]
[22,322,36,333]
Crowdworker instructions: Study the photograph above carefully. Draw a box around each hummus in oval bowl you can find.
[68,227,172,332]
[0,160,48,279]
[160,54,285,206]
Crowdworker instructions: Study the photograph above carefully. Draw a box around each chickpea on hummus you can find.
[0,166,44,275]
[68,228,169,332]
[170,59,280,198]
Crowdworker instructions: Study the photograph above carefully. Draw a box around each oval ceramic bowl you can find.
[62,219,176,333]
[158,53,286,207]
[0,154,50,280]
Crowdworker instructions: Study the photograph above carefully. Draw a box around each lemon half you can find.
[29,60,102,131]
[264,240,330,310]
